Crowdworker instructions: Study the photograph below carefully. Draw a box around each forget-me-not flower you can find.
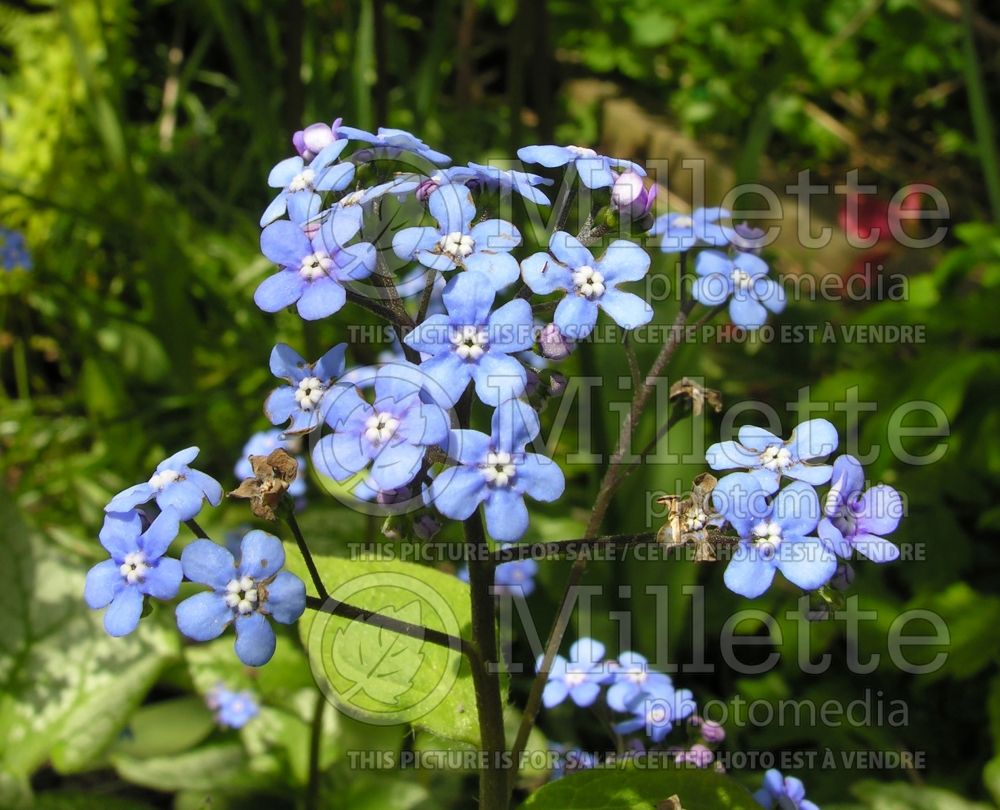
[261,140,355,227]
[707,419,838,494]
[265,343,347,435]
[818,455,903,563]
[255,212,376,321]
[338,125,451,166]
[713,474,837,598]
[457,553,540,597]
[207,684,260,729]
[393,183,522,290]
[311,361,449,491]
[605,651,673,713]
[520,231,652,340]
[754,769,820,810]
[613,676,695,743]
[538,637,611,708]
[85,509,183,637]
[403,270,534,406]
[650,207,730,252]
[429,398,564,541]
[517,144,644,189]
[106,447,222,521]
[692,250,786,330]
[176,531,306,667]
[235,430,307,498]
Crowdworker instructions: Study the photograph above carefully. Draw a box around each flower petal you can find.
[595,240,650,284]
[723,544,776,598]
[553,294,599,341]
[788,418,839,462]
[472,352,527,406]
[775,535,836,591]
[265,571,307,623]
[98,510,143,559]
[261,220,311,266]
[105,484,155,517]
[296,277,346,320]
[141,558,183,600]
[483,488,529,541]
[239,531,286,580]
[858,484,903,536]
[549,231,593,269]
[85,559,124,609]
[181,539,236,589]
[234,613,276,667]
[255,270,305,312]
[429,465,487,520]
[598,288,653,330]
[104,587,144,637]
[520,252,572,295]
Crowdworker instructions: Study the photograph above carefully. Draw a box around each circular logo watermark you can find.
[306,571,463,725]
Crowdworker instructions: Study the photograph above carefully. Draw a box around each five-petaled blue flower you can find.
[403,270,534,406]
[692,250,785,330]
[457,553,540,597]
[312,361,449,491]
[605,651,673,713]
[235,430,307,498]
[818,455,902,563]
[176,531,306,667]
[754,769,820,810]
[713,475,837,598]
[520,231,652,340]
[1,228,32,271]
[650,207,730,253]
[338,125,451,166]
[706,419,838,494]
[85,509,183,637]
[393,183,522,290]
[613,676,695,743]
[106,447,222,522]
[538,637,611,708]
[517,144,644,189]
[207,684,260,729]
[255,211,376,321]
[261,140,355,227]
[265,343,347,435]
[429,399,564,541]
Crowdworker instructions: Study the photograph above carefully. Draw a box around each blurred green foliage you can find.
[1,0,999,807]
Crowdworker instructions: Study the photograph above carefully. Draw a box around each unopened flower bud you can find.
[539,323,573,361]
[414,513,442,541]
[292,118,342,161]
[830,561,855,591]
[727,221,767,253]
[611,171,657,221]
[700,719,725,744]
[416,177,440,203]
[548,372,568,396]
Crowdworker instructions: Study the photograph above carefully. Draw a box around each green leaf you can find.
[851,779,995,809]
[111,742,274,794]
[109,696,215,760]
[285,547,483,748]
[332,600,426,705]
[0,497,179,786]
[519,767,761,809]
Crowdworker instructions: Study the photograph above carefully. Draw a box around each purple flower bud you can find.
[539,323,573,361]
[700,719,725,744]
[292,118,343,161]
[611,171,656,219]
[675,744,714,768]
[548,372,568,396]
[830,561,855,591]
[377,486,412,506]
[414,513,442,541]
[727,221,767,254]
[415,177,440,203]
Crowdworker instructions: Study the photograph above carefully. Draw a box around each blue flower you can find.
[0,228,32,271]
[323,178,415,248]
[494,557,539,596]
[818,455,902,563]
[85,509,183,637]
[207,684,260,729]
[692,250,785,329]
[453,162,553,205]
[754,769,820,810]
[338,125,451,166]
[605,651,672,712]
[235,430,306,498]
[713,474,837,598]
[105,447,222,521]
[392,183,522,290]
[255,213,376,321]
[650,208,730,253]
[265,343,347,435]
[176,531,306,667]
[429,399,564,541]
[706,419,838,494]
[403,271,535,406]
[613,677,696,743]
[521,231,653,340]
[537,637,610,708]
[261,140,355,227]
[517,144,645,190]
[311,361,449,491]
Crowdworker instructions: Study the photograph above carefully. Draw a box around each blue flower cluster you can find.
[755,769,820,810]
[0,228,31,271]
[206,684,260,729]
[707,419,903,598]
[87,448,306,665]
[539,639,695,745]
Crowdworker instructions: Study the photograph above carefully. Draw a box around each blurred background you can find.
[1,0,1000,808]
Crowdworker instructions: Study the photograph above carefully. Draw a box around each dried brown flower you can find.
[229,448,298,520]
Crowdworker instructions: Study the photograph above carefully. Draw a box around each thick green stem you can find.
[960,0,1000,225]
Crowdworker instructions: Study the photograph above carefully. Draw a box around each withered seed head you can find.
[229,448,299,520]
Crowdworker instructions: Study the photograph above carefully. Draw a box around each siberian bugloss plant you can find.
[86,123,906,809]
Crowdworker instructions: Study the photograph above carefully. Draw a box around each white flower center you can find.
[564,670,587,688]
[627,669,647,685]
[450,325,488,361]
[224,575,259,615]
[295,376,326,410]
[340,190,366,207]
[119,551,149,584]
[438,231,475,261]
[364,412,400,445]
[684,509,709,531]
[648,704,669,725]
[482,451,516,488]
[759,444,792,471]
[288,169,316,192]
[572,265,605,300]
[731,267,753,290]
[567,145,598,158]
[149,469,180,490]
[672,215,694,228]
[299,251,333,281]
[752,520,783,549]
